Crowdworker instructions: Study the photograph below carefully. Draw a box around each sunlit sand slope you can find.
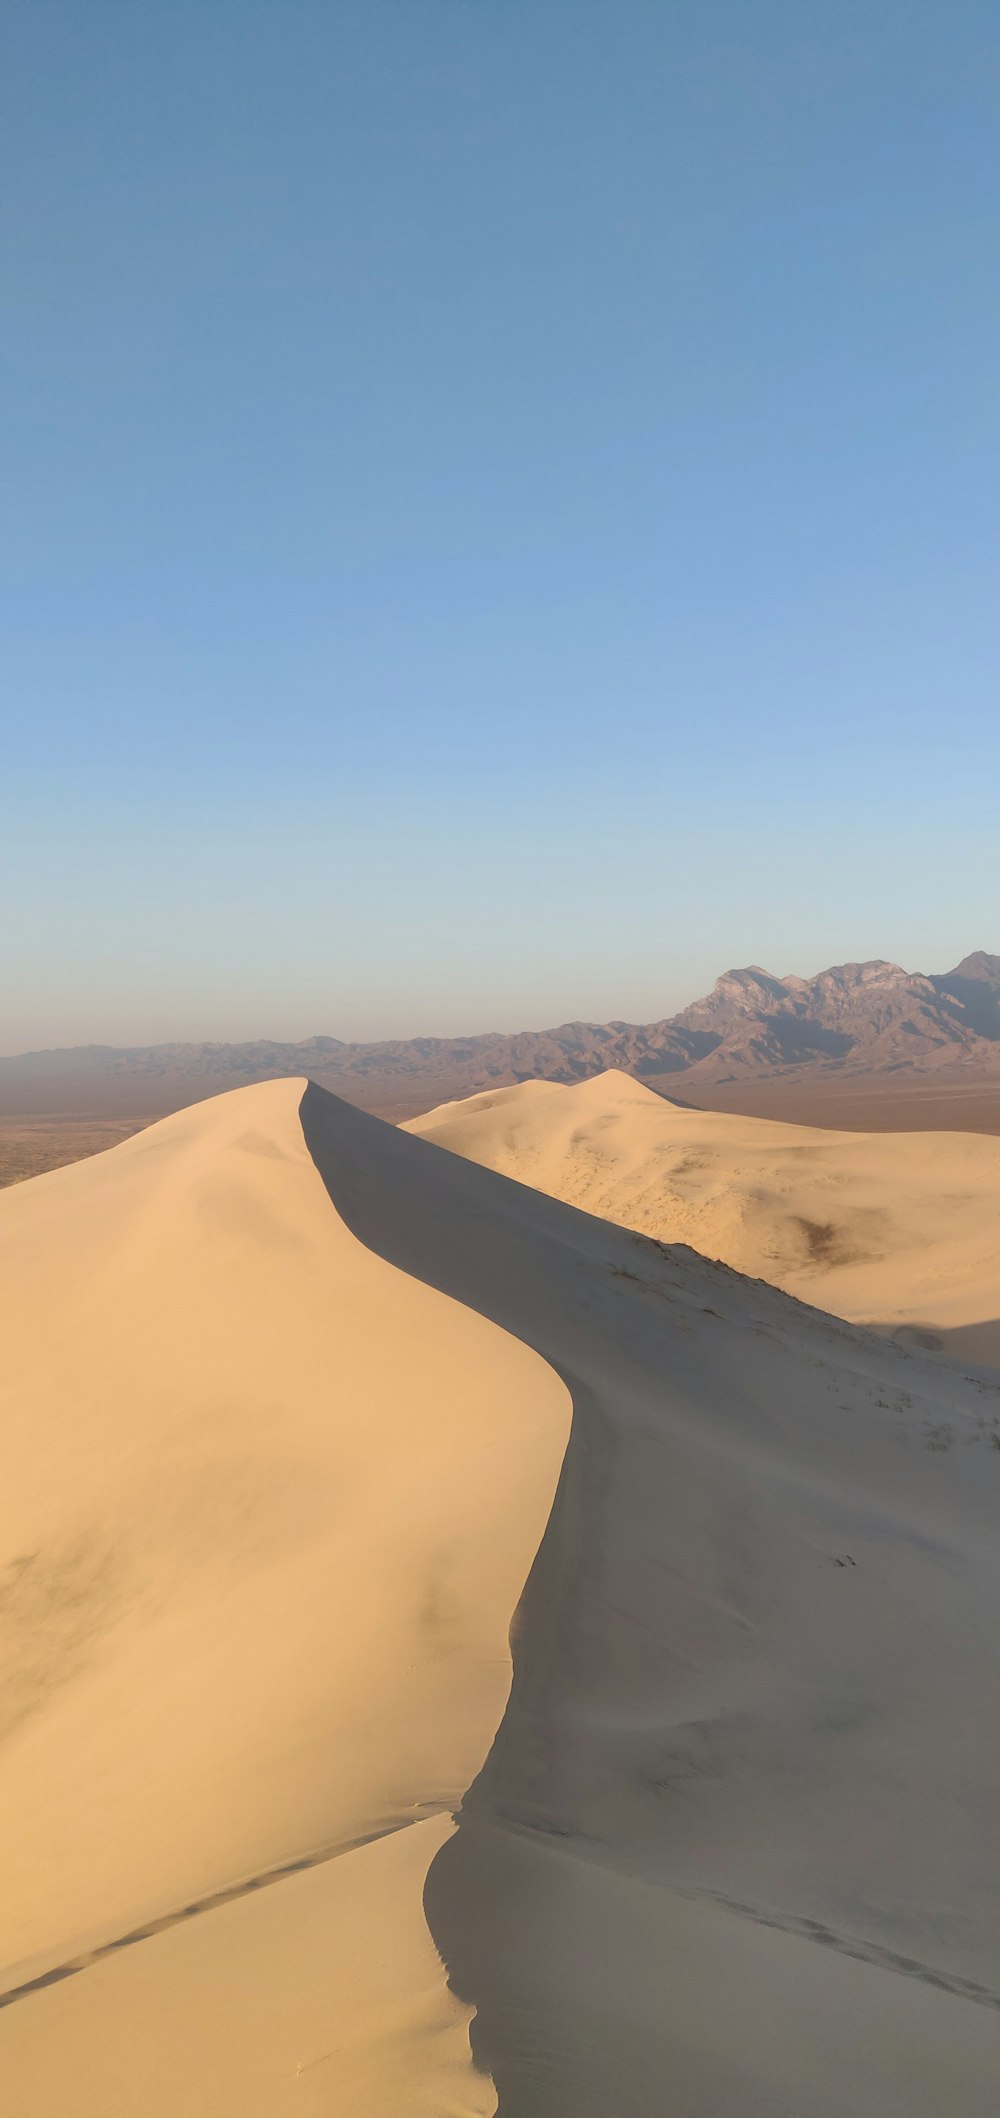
[0,1079,569,2113]
[408,1068,1000,1362]
[3,1080,1000,2111]
[0,1814,493,2118]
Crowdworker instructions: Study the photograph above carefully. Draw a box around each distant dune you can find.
[3,1080,1000,2109]
[409,1069,1000,1365]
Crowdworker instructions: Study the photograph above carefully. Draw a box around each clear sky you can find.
[3,0,998,1052]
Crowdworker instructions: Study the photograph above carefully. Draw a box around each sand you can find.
[0,1079,569,2111]
[408,1068,1000,1362]
[2,1077,1000,2109]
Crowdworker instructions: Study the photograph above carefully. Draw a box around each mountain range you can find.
[2,951,999,1121]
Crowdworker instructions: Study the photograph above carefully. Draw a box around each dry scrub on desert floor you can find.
[0,1118,146,1189]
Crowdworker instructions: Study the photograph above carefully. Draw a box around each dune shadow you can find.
[299,1082,638,2114]
[298,1083,1000,2114]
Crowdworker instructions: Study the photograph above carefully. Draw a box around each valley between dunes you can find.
[2,1076,1000,2111]
[409,1068,1000,1366]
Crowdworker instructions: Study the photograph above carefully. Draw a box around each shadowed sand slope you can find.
[3,1080,1000,2111]
[304,1083,1000,2113]
[408,1068,1000,1365]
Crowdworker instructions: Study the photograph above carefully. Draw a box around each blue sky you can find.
[3,0,998,1050]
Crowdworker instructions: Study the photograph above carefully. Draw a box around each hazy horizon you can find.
[1,936,997,1060]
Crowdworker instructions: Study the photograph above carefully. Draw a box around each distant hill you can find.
[672,952,1000,1074]
[2,951,999,1121]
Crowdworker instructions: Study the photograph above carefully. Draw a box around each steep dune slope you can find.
[0,1079,570,2112]
[3,1081,1000,2111]
[408,1069,1000,1361]
[307,1089,1000,2112]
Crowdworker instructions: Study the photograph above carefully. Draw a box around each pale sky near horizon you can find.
[3,0,999,1053]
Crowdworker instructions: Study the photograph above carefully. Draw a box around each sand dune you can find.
[0,1079,568,2111]
[3,1079,1000,2109]
[408,1068,1000,1362]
